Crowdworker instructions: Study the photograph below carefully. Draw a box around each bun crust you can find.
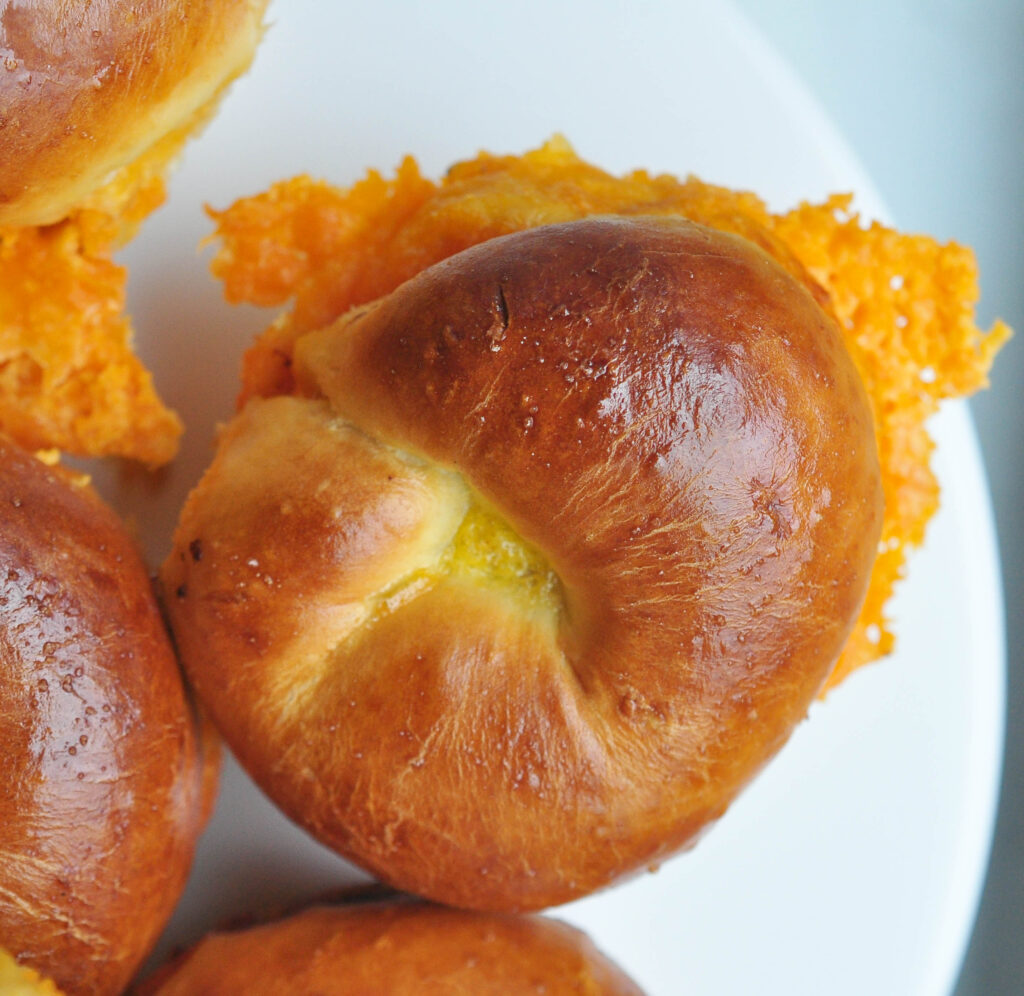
[162,216,883,910]
[0,441,215,995]
[139,900,645,995]
[0,0,266,227]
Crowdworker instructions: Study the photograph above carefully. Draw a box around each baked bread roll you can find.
[0,0,267,465]
[162,215,883,911]
[0,439,216,995]
[137,899,644,995]
[0,0,266,229]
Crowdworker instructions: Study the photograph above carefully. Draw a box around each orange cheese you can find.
[209,138,1009,686]
[0,110,228,467]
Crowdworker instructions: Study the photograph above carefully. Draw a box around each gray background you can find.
[731,1,1023,991]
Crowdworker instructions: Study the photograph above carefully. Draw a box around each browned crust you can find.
[0,0,267,227]
[162,217,883,911]
[0,440,215,996]
[137,899,645,995]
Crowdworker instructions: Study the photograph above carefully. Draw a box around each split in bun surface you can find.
[0,440,216,996]
[137,897,645,995]
[162,215,883,911]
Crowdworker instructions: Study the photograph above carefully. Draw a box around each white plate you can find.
[100,1,1004,992]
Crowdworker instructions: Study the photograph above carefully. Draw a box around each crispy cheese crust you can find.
[208,138,1009,687]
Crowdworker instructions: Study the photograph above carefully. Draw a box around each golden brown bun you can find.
[162,216,883,911]
[0,0,266,228]
[0,440,217,995]
[137,899,645,995]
